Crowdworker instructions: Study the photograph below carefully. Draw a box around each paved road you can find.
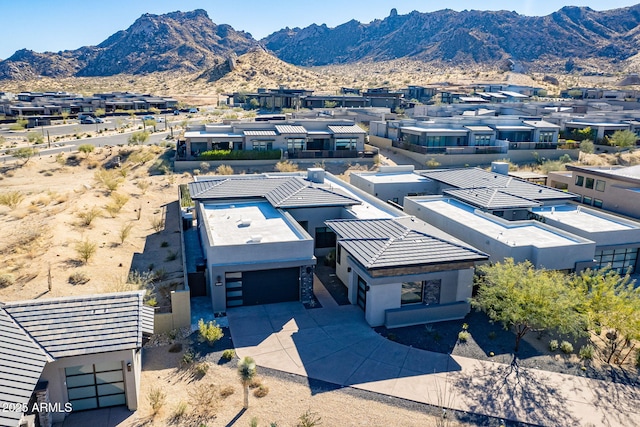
[0,130,172,162]
[227,277,640,427]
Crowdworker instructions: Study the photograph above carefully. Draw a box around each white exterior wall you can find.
[38,349,139,423]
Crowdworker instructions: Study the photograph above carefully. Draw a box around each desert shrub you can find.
[68,271,90,285]
[94,169,123,193]
[148,387,166,415]
[248,378,262,389]
[78,144,95,155]
[549,339,559,351]
[275,160,299,172]
[77,206,101,226]
[75,239,97,264]
[253,384,269,398]
[539,160,565,174]
[172,401,187,420]
[137,180,150,194]
[128,130,150,145]
[198,319,224,346]
[298,409,322,427]
[220,385,235,398]
[560,341,574,354]
[119,222,134,244]
[0,191,25,209]
[165,250,178,261]
[216,164,234,175]
[458,331,470,342]
[222,349,236,360]
[0,274,15,289]
[579,344,595,360]
[192,169,201,176]
[425,158,441,168]
[249,417,259,427]
[188,383,220,421]
[579,140,595,154]
[181,350,195,367]
[199,162,211,173]
[193,361,210,377]
[558,154,572,163]
[151,216,165,232]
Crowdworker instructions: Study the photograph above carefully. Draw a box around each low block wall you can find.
[385,301,470,328]
[154,290,191,333]
[368,136,579,167]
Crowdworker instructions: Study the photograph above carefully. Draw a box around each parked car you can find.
[173,110,180,115]
[80,117,96,124]
[155,117,165,123]
[95,117,105,123]
[188,107,198,113]
[142,115,155,121]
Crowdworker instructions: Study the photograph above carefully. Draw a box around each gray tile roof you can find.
[2,291,150,359]
[326,219,487,269]
[188,176,361,208]
[0,309,48,427]
[421,168,576,202]
[328,125,366,134]
[444,188,541,209]
[243,130,277,136]
[275,125,307,134]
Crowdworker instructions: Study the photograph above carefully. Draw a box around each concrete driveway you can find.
[227,279,640,427]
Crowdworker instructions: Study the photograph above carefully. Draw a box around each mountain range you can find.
[2,5,640,81]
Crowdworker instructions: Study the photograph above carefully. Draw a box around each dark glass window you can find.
[575,175,584,186]
[315,227,336,248]
[585,177,595,189]
[595,180,606,192]
[401,281,423,305]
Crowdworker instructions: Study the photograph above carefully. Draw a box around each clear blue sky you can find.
[2,1,639,60]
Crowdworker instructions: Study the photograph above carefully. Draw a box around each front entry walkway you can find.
[227,279,639,426]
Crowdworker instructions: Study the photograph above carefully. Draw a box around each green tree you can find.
[248,98,260,110]
[9,119,27,130]
[237,356,257,409]
[94,108,106,118]
[573,127,594,141]
[579,139,594,154]
[572,268,640,364]
[472,258,585,355]
[11,147,37,165]
[323,100,338,108]
[197,319,224,346]
[128,131,150,145]
[608,130,637,151]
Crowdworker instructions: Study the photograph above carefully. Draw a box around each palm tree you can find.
[237,356,256,409]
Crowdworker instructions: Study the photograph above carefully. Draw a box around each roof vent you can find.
[250,234,263,243]
[239,219,252,227]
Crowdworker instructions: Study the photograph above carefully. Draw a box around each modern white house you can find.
[180,119,366,160]
[0,292,153,427]
[187,169,488,327]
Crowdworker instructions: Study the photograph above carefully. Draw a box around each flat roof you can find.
[362,172,430,184]
[416,198,583,248]
[401,126,467,133]
[531,205,638,233]
[203,201,303,246]
[184,131,243,138]
[464,125,494,132]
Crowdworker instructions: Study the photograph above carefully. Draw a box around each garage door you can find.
[225,268,299,307]
[65,361,126,411]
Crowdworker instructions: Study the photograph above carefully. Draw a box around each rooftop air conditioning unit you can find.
[250,234,263,243]
[239,219,252,227]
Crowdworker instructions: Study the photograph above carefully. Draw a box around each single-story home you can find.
[0,291,153,427]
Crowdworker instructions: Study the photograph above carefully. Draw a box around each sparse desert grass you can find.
[77,206,101,226]
[0,191,25,209]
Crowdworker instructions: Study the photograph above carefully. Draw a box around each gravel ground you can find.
[375,310,639,386]
[136,330,534,427]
